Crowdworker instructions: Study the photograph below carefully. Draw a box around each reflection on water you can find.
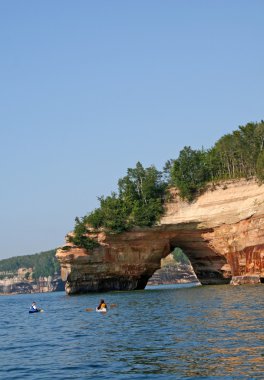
[0,284,263,379]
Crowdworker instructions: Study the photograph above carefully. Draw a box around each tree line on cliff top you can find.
[70,121,264,248]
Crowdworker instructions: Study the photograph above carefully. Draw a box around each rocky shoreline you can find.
[0,274,65,295]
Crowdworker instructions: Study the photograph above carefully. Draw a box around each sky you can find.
[0,0,263,259]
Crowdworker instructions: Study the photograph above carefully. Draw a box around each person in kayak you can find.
[29,301,40,312]
[97,299,107,311]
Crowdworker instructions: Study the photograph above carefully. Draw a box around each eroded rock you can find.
[56,179,264,294]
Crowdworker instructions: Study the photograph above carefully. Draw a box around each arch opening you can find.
[166,241,231,285]
[147,247,200,287]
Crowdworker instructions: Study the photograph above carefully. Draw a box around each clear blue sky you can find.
[0,1,263,259]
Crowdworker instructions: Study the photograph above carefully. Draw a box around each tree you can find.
[254,121,264,152]
[69,217,100,249]
[172,247,190,265]
[71,121,264,247]
[256,150,264,181]
[163,159,175,184]
[79,162,166,235]
[94,194,130,232]
[117,162,165,227]
[171,146,210,200]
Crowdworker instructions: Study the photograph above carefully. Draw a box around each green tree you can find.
[172,247,190,265]
[171,146,210,200]
[71,120,264,248]
[254,121,264,152]
[69,217,100,249]
[93,194,130,232]
[163,159,175,184]
[78,162,166,236]
[256,150,264,181]
[212,122,263,179]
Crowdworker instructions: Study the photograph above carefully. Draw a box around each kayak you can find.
[96,307,107,313]
[29,309,43,313]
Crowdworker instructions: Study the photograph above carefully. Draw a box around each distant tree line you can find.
[172,248,191,265]
[71,121,264,248]
[0,249,60,279]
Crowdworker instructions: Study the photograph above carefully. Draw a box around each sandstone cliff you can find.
[56,178,264,294]
[0,270,64,295]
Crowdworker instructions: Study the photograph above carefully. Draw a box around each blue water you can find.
[1,284,264,379]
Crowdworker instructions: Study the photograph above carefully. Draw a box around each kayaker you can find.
[29,301,40,312]
[97,299,107,310]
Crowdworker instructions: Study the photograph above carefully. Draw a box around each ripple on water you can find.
[0,284,263,379]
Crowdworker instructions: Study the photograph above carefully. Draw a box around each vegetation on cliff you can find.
[72,162,165,245]
[170,121,264,200]
[72,121,264,245]
[0,249,59,280]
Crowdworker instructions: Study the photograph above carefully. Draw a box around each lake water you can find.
[0,284,263,379]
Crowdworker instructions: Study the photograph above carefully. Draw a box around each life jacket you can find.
[29,307,38,312]
[100,303,106,309]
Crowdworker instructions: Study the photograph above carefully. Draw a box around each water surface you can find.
[0,284,263,379]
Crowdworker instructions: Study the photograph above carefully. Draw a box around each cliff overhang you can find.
[56,179,264,294]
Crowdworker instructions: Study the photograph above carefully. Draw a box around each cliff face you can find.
[0,272,64,294]
[56,179,264,294]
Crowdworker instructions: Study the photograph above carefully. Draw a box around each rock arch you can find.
[56,179,264,294]
[56,226,231,294]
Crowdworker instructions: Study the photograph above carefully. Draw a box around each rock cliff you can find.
[0,270,64,294]
[147,254,199,285]
[56,178,264,294]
